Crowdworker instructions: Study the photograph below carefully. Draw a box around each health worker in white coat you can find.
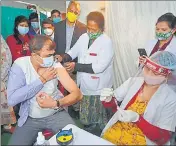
[145,13,176,57]
[59,11,114,134]
[100,51,176,145]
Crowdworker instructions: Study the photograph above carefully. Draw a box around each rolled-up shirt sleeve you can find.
[7,63,44,106]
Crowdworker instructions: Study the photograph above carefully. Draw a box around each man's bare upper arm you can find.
[56,67,78,93]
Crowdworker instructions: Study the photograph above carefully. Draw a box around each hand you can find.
[36,92,57,108]
[118,108,139,122]
[100,88,114,102]
[64,62,75,73]
[55,55,63,62]
[139,56,146,64]
[1,81,6,92]
[22,42,29,50]
[41,67,57,82]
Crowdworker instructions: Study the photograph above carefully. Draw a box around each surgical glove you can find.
[100,88,114,102]
[100,88,118,112]
[118,108,139,122]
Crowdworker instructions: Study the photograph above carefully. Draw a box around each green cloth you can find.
[1,6,47,39]
[79,95,113,130]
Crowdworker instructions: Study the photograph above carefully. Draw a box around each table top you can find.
[49,124,114,145]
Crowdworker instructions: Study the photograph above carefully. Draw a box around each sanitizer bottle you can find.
[34,132,50,145]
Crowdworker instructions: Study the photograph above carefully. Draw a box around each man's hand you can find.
[40,67,57,83]
[64,62,75,73]
[55,55,63,62]
[36,92,57,108]
[118,108,139,122]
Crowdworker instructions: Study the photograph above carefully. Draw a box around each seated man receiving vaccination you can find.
[7,35,82,145]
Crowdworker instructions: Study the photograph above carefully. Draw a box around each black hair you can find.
[87,11,105,31]
[13,15,30,45]
[42,19,54,27]
[29,12,38,21]
[156,13,176,30]
[29,35,56,53]
[51,9,61,16]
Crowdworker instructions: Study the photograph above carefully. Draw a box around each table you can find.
[49,124,114,145]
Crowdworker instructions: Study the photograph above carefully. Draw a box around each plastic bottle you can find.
[34,132,50,146]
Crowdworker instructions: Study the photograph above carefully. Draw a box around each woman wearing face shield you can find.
[100,51,176,145]
[7,35,82,145]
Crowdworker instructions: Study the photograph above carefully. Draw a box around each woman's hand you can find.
[139,56,146,64]
[55,55,63,62]
[36,92,57,108]
[64,62,75,73]
[22,42,29,50]
[100,88,118,112]
[118,108,139,122]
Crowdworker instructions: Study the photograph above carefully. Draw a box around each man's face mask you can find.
[31,22,39,29]
[155,31,172,40]
[36,54,54,68]
[53,17,61,23]
[43,28,53,36]
[67,12,78,23]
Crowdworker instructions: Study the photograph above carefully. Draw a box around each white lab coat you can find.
[102,77,176,145]
[67,33,114,95]
[145,36,176,56]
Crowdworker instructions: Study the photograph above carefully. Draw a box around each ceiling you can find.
[1,0,66,12]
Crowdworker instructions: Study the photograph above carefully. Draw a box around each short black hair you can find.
[42,19,54,27]
[87,11,105,31]
[156,13,176,29]
[29,12,38,21]
[51,9,61,16]
[29,35,56,53]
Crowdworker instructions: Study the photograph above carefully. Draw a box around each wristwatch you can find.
[56,100,60,108]
[54,100,60,110]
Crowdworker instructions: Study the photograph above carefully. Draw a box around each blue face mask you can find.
[18,26,29,35]
[53,17,61,23]
[39,55,54,68]
[31,22,39,29]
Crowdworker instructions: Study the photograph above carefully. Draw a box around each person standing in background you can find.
[54,0,86,55]
[54,0,87,119]
[144,13,176,57]
[6,15,32,62]
[51,9,61,24]
[42,19,55,40]
[1,35,16,131]
[28,12,40,36]
[61,12,66,20]
[59,11,114,135]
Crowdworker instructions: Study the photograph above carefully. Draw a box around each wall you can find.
[66,1,105,24]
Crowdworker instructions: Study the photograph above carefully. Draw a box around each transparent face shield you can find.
[123,56,176,98]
